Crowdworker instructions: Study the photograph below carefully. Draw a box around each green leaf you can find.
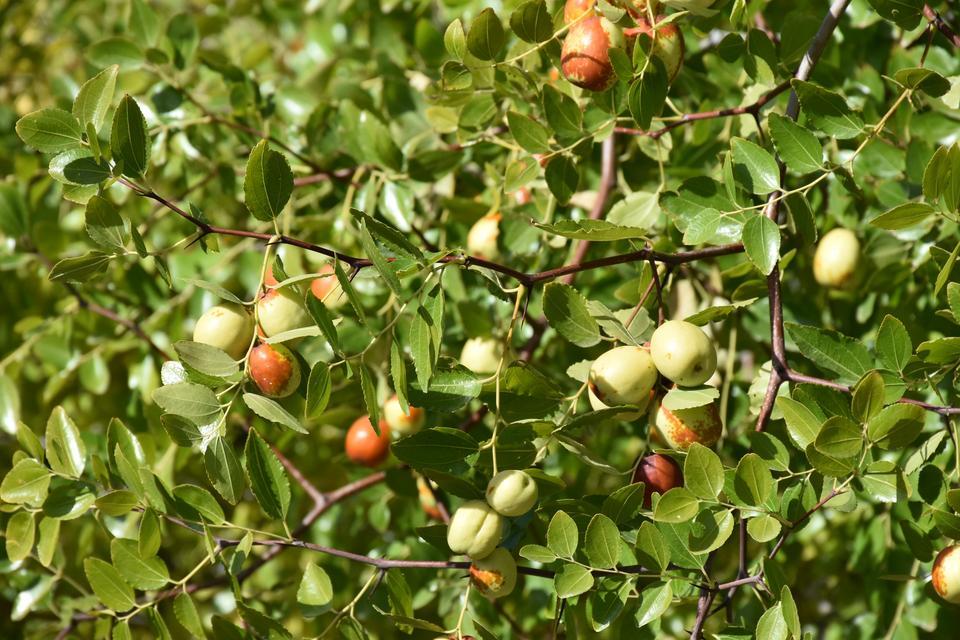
[409,283,444,392]
[85,195,128,251]
[95,490,139,516]
[547,511,579,558]
[111,95,150,177]
[87,37,143,69]
[535,219,649,242]
[5,511,35,563]
[358,364,380,435]
[242,393,307,434]
[467,8,505,60]
[358,218,403,296]
[542,85,582,139]
[84,558,135,612]
[507,111,550,154]
[392,427,479,467]
[0,459,51,506]
[867,403,925,450]
[876,315,912,372]
[554,563,594,598]
[129,0,161,45]
[734,453,773,506]
[139,509,162,558]
[243,140,293,221]
[935,240,960,298]
[635,521,670,571]
[172,484,225,524]
[73,65,119,131]
[174,341,239,378]
[584,514,620,569]
[653,488,699,523]
[153,382,220,420]
[48,251,113,283]
[244,429,291,520]
[45,406,86,478]
[543,282,601,347]
[869,202,936,230]
[731,138,780,194]
[785,323,872,383]
[520,544,558,563]
[15,109,84,153]
[747,514,782,542]
[635,582,672,628]
[684,443,724,500]
[768,113,823,174]
[298,562,333,606]
[868,0,923,30]
[110,538,170,590]
[688,507,735,554]
[815,416,863,459]
[306,295,340,354]
[776,397,821,450]
[792,80,864,139]
[545,155,578,204]
[741,215,781,275]
[305,363,332,418]
[628,64,668,130]
[204,437,246,505]
[510,0,553,43]
[173,593,205,638]
[851,371,885,423]
[443,19,466,59]
[408,366,481,412]
[755,602,788,640]
[37,517,59,568]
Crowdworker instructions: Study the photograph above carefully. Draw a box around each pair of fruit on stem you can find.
[445,470,540,598]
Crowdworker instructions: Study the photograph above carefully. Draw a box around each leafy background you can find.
[2,0,960,637]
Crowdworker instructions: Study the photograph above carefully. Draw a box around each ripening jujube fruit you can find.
[193,303,255,360]
[563,0,595,24]
[256,287,311,338]
[632,16,685,83]
[932,545,960,604]
[417,476,445,521]
[345,415,391,467]
[382,394,425,436]
[653,399,723,450]
[632,453,683,507]
[467,213,501,261]
[248,343,300,398]
[460,337,503,375]
[588,345,659,416]
[310,263,347,309]
[485,469,538,517]
[446,500,503,559]
[813,228,860,289]
[469,548,517,598]
[561,15,625,92]
[650,320,717,387]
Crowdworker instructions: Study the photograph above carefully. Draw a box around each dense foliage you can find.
[2,0,960,637]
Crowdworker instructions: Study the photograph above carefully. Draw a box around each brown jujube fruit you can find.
[561,16,624,92]
[345,416,391,467]
[632,453,683,507]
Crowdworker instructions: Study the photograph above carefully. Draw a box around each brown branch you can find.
[786,370,960,415]
[924,4,960,47]
[768,487,845,559]
[615,81,791,139]
[561,134,617,285]
[293,168,359,187]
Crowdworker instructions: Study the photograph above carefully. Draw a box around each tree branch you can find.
[561,134,617,285]
[924,4,960,47]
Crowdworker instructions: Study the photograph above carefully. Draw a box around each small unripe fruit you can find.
[561,16,625,92]
[564,0,595,24]
[248,343,301,398]
[588,346,659,416]
[654,400,722,450]
[193,303,254,360]
[257,288,311,338]
[460,337,503,375]
[933,545,960,603]
[650,320,717,387]
[632,454,683,507]
[632,16,684,83]
[446,500,504,559]
[310,263,346,309]
[467,213,501,261]
[470,548,517,598]
[813,228,860,289]
[417,477,445,521]
[383,394,425,436]
[345,416,391,467]
[486,470,538,517]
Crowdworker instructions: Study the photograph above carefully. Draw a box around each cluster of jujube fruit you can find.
[560,0,684,92]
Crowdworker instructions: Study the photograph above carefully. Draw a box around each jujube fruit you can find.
[933,545,960,604]
[417,476,445,521]
[310,263,347,309]
[588,345,659,416]
[631,16,684,83]
[564,0,595,24]
[561,16,625,92]
[193,303,254,360]
[446,500,503,559]
[460,337,503,375]
[248,343,301,398]
[653,399,722,450]
[257,287,311,338]
[650,320,717,387]
[467,213,501,261]
[345,415,391,467]
[813,228,860,289]
[632,453,683,507]
[383,394,425,436]
[469,548,517,598]
[485,470,538,517]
